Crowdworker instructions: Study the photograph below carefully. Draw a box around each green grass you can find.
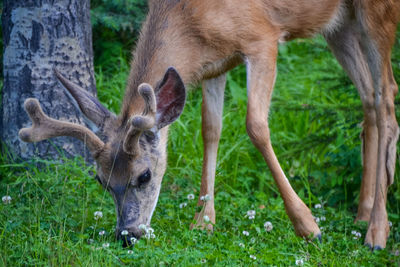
[1,34,400,265]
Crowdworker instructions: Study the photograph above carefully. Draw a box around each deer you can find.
[19,0,399,249]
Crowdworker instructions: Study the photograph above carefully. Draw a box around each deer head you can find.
[19,67,186,246]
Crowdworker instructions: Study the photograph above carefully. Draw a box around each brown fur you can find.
[20,0,400,249]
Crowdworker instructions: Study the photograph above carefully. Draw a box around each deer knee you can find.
[246,116,270,148]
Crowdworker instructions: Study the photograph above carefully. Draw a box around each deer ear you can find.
[155,67,186,129]
[54,69,115,128]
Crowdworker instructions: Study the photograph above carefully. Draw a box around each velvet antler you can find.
[19,98,105,154]
[123,84,156,156]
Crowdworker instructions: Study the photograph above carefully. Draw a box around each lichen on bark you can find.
[2,0,97,160]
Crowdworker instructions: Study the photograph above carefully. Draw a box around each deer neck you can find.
[120,1,204,120]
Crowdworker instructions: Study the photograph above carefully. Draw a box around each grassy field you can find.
[1,34,400,265]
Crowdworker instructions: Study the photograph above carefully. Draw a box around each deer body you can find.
[20,0,399,249]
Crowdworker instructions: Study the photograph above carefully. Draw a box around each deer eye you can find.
[138,169,151,186]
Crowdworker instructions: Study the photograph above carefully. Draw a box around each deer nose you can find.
[116,227,143,247]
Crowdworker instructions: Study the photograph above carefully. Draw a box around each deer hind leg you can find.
[245,43,320,239]
[191,74,226,231]
[324,25,378,223]
[359,9,398,250]
[327,6,399,249]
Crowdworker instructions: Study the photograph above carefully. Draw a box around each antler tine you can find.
[122,83,157,156]
[138,83,156,116]
[19,98,105,154]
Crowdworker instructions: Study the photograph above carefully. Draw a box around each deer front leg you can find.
[191,74,226,231]
[245,45,321,239]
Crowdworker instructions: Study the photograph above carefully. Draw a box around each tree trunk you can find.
[2,0,96,160]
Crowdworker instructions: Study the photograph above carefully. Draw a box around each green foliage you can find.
[1,157,399,266]
[2,1,400,264]
[91,0,147,33]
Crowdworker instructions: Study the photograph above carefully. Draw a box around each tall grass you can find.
[1,33,400,265]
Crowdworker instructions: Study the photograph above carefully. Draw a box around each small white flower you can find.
[351,230,361,239]
[250,255,256,260]
[127,250,134,254]
[295,258,304,266]
[320,216,326,221]
[102,243,110,248]
[315,217,320,223]
[201,259,207,264]
[314,204,322,209]
[94,211,103,220]
[2,196,12,204]
[130,237,138,244]
[121,230,129,236]
[246,210,256,216]
[179,202,187,208]
[144,232,156,239]
[242,230,249,236]
[238,243,245,248]
[99,230,105,236]
[139,224,147,232]
[187,194,195,200]
[88,238,94,244]
[203,215,210,223]
[264,221,273,232]
[146,227,154,234]
[200,194,211,202]
[389,221,393,227]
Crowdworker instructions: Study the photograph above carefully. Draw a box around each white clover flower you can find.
[94,211,103,220]
[351,231,361,239]
[242,230,249,236]
[320,216,326,221]
[187,194,195,200]
[130,237,138,244]
[146,227,154,234]
[201,259,207,264]
[203,215,210,223]
[102,243,110,248]
[250,255,256,260]
[314,204,322,209]
[315,217,320,223]
[200,194,211,202]
[2,196,12,204]
[99,230,105,236]
[389,221,393,227]
[128,250,134,254]
[246,210,256,220]
[264,221,273,232]
[139,224,147,232]
[144,232,156,239]
[121,230,129,236]
[179,202,187,208]
[238,243,245,248]
[295,258,304,266]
